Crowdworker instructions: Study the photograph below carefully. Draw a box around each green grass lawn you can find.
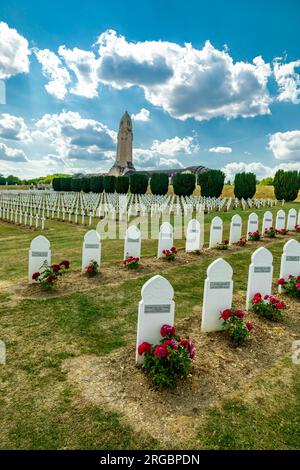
[0,202,299,449]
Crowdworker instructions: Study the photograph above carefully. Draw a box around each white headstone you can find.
[262,210,273,235]
[201,258,233,332]
[81,229,101,272]
[247,212,259,239]
[185,219,202,252]
[278,239,300,292]
[157,222,174,258]
[209,216,223,248]
[275,209,285,231]
[136,275,174,364]
[246,247,273,309]
[28,235,51,283]
[229,214,242,245]
[124,225,141,260]
[287,208,297,230]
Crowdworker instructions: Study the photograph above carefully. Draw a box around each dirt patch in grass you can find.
[62,291,300,447]
[10,237,284,301]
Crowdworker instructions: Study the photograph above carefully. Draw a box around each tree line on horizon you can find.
[51,170,300,201]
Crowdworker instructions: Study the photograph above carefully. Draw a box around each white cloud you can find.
[209,146,232,154]
[34,49,71,99]
[222,160,300,181]
[0,113,31,141]
[33,111,117,163]
[0,22,30,80]
[273,58,300,104]
[58,46,98,98]
[268,130,300,160]
[95,31,272,121]
[131,108,150,122]
[36,29,272,121]
[134,135,194,169]
[0,142,28,162]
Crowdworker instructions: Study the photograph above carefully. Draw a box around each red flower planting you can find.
[251,292,286,321]
[123,256,140,270]
[138,324,195,389]
[220,308,252,345]
[162,247,177,261]
[278,275,300,297]
[248,230,260,241]
[32,259,70,289]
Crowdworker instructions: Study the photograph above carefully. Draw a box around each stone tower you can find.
[108,111,135,176]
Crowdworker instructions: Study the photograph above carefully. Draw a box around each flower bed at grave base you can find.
[61,292,300,446]
[138,324,196,390]
[278,275,300,298]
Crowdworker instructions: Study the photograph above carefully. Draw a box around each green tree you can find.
[198,169,224,197]
[52,177,62,191]
[71,178,82,192]
[130,173,148,194]
[0,174,6,185]
[173,173,196,196]
[103,175,116,193]
[273,170,299,201]
[90,176,104,193]
[61,177,72,191]
[80,177,91,193]
[6,175,22,185]
[115,176,129,194]
[259,177,274,186]
[234,172,257,199]
[150,173,169,195]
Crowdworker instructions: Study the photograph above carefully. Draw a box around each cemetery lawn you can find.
[0,202,300,450]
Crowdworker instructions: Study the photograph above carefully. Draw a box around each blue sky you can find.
[0,0,300,179]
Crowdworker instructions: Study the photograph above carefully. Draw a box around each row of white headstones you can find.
[135,239,300,364]
[28,207,300,282]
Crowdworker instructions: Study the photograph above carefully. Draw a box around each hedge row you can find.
[52,170,300,201]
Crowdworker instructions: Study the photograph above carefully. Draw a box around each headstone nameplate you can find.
[145,304,171,314]
[210,281,231,289]
[286,256,300,262]
[254,266,271,273]
[32,251,49,257]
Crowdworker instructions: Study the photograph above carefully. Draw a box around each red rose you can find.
[220,309,232,321]
[160,324,175,337]
[138,341,152,355]
[164,339,178,350]
[276,301,285,310]
[51,264,60,273]
[32,272,40,280]
[135,257,140,262]
[162,250,166,254]
[171,246,177,252]
[154,344,168,358]
[224,240,229,245]
[87,266,93,273]
[180,339,189,347]
[236,309,245,319]
[277,278,286,285]
[165,249,170,256]
[60,260,70,269]
[246,321,253,331]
